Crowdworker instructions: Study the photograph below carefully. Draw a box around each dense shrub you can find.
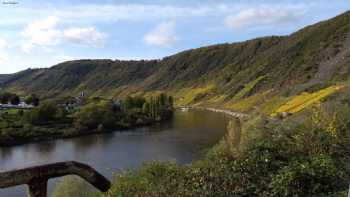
[24,94,40,106]
[52,176,100,197]
[24,101,60,124]
[74,101,118,131]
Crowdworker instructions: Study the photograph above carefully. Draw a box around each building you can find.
[0,102,34,110]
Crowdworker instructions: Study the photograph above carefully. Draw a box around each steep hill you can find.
[1,11,350,114]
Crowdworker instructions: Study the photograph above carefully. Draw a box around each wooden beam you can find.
[0,161,111,197]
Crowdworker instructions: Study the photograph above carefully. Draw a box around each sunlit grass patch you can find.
[224,90,273,112]
[175,84,215,106]
[272,85,343,116]
[196,94,228,107]
[258,96,289,115]
[232,76,265,100]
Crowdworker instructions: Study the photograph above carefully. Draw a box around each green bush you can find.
[74,101,117,131]
[24,94,40,106]
[52,176,100,197]
[24,101,59,124]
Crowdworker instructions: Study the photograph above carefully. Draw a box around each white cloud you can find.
[23,16,59,35]
[225,7,304,29]
[20,16,106,52]
[63,27,105,47]
[144,21,178,47]
[20,16,61,52]
[21,16,61,48]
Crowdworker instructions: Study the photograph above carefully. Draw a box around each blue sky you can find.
[0,0,350,74]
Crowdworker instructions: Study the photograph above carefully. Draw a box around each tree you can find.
[122,96,133,111]
[0,92,13,104]
[32,96,40,106]
[25,101,58,124]
[25,94,40,106]
[24,95,33,105]
[159,93,167,107]
[142,102,150,114]
[122,96,146,112]
[143,94,174,120]
[10,95,20,105]
[133,96,146,108]
[168,96,174,109]
[74,101,117,131]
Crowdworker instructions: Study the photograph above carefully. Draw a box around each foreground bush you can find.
[52,176,100,197]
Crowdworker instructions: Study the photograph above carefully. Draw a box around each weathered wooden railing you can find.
[0,161,111,197]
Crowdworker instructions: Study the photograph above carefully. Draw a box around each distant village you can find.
[0,102,34,109]
[0,93,36,110]
[0,91,122,111]
[58,92,122,111]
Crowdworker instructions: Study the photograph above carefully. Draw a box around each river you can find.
[0,109,231,196]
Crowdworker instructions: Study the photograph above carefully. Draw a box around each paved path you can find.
[202,107,248,118]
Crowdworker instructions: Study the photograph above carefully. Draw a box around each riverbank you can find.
[0,94,175,147]
[179,106,248,118]
[198,107,248,118]
[0,118,157,147]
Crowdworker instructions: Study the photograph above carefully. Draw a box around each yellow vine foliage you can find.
[175,84,215,106]
[272,85,343,116]
[310,101,338,137]
[311,101,323,128]
[326,113,338,137]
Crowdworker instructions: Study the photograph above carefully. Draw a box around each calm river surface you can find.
[0,110,230,197]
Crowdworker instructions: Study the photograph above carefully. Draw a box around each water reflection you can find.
[31,141,57,158]
[0,148,13,167]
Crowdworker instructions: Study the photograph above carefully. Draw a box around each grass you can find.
[224,89,273,112]
[198,94,228,107]
[232,76,265,100]
[174,84,215,106]
[0,109,24,129]
[258,96,289,115]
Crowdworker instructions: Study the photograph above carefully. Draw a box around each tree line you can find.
[123,93,174,121]
[0,92,39,106]
[22,93,174,133]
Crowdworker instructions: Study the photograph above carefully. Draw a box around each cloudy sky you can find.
[0,0,349,74]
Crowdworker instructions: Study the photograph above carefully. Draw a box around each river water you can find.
[0,110,231,196]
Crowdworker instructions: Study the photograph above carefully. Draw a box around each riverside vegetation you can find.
[0,93,174,146]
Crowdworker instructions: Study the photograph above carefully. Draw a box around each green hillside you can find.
[1,11,350,115]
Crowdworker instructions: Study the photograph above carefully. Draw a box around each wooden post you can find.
[0,161,111,197]
[27,178,47,197]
